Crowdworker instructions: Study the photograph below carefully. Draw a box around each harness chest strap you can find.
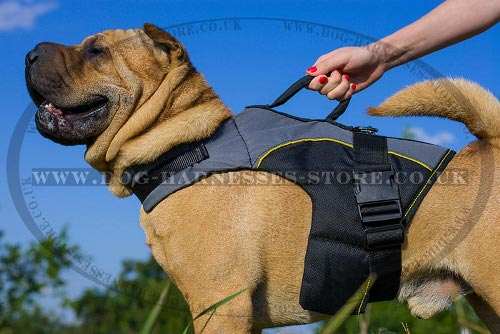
[121,141,210,201]
[352,131,405,303]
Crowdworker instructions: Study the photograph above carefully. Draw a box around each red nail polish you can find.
[307,66,317,73]
[344,75,350,81]
[319,76,327,84]
[336,69,342,74]
[351,83,357,90]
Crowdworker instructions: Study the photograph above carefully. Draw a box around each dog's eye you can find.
[86,45,105,57]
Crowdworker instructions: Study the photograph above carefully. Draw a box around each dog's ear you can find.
[142,23,188,62]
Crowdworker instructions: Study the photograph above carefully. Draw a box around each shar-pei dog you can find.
[25,24,499,333]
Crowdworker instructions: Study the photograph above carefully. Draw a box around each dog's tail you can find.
[368,78,500,141]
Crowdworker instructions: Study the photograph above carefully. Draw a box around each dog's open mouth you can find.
[34,92,112,145]
[38,97,109,119]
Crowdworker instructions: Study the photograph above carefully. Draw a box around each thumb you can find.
[306,51,349,76]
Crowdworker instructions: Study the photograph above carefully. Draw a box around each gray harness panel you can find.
[144,107,449,212]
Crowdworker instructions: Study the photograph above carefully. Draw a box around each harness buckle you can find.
[353,168,405,249]
[353,126,378,134]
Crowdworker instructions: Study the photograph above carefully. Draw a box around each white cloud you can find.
[0,0,57,32]
[407,127,455,146]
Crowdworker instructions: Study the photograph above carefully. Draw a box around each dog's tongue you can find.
[40,100,64,116]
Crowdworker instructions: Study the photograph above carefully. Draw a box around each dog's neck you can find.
[86,65,232,197]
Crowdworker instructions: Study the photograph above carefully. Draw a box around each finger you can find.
[326,75,350,100]
[306,65,320,76]
[312,52,349,75]
[308,75,329,91]
[339,83,357,101]
[319,70,342,95]
[314,53,329,64]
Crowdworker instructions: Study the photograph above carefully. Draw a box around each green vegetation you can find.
[0,228,490,333]
[0,230,192,334]
[0,229,79,334]
[334,299,488,334]
[69,256,192,334]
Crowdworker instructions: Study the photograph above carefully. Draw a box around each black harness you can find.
[122,76,454,314]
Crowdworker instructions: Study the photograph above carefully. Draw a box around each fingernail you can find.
[336,69,342,74]
[319,76,327,84]
[351,83,357,90]
[307,66,317,73]
[344,75,350,81]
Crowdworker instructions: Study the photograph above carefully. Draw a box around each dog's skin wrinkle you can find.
[61,46,80,88]
[25,24,499,333]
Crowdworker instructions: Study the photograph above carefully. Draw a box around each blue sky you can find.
[1,0,498,330]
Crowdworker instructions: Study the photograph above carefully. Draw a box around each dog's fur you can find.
[25,24,499,333]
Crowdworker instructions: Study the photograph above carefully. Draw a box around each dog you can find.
[25,24,500,333]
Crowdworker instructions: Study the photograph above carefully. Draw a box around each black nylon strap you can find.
[122,142,209,202]
[352,132,404,302]
[267,75,351,121]
[268,75,312,108]
[325,99,350,121]
[353,133,391,172]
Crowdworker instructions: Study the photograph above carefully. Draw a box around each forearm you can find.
[374,0,500,70]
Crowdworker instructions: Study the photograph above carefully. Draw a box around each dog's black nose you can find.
[25,49,38,65]
[26,42,61,66]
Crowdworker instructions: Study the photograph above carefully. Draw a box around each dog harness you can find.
[123,76,455,314]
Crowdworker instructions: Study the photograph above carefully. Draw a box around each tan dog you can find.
[25,24,499,333]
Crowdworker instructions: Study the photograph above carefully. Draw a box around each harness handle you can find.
[268,75,351,121]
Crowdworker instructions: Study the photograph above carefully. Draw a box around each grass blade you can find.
[319,276,375,334]
[182,288,248,334]
[140,279,172,334]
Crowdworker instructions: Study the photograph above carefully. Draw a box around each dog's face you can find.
[25,24,187,146]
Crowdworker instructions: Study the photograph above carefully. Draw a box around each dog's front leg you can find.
[142,217,258,334]
[139,182,265,334]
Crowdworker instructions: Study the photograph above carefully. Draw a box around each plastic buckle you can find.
[354,169,402,222]
[358,199,403,224]
[354,168,405,249]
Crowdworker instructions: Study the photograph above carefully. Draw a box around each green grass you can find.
[139,279,489,334]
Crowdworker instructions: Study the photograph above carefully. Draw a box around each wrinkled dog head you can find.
[25,24,189,147]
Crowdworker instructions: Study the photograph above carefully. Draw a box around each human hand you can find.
[306,46,386,100]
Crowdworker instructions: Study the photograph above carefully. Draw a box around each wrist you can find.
[367,37,408,72]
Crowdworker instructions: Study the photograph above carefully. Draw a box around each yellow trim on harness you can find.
[256,138,433,171]
[357,277,372,315]
[387,151,432,171]
[256,138,353,167]
[400,149,452,221]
